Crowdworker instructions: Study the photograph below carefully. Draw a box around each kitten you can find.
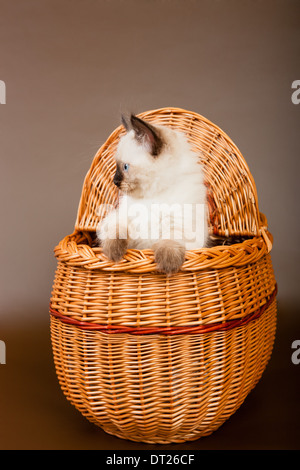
[96,114,209,275]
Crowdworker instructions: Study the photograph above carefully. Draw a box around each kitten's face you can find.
[113,155,143,196]
[113,115,168,198]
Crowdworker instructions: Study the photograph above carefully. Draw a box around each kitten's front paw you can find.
[153,240,185,276]
[102,238,128,263]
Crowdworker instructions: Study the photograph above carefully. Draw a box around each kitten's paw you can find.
[102,238,128,263]
[153,240,185,276]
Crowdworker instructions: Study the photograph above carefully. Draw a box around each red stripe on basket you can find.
[49,284,277,336]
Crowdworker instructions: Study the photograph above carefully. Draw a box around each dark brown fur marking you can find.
[113,162,123,188]
[102,238,128,262]
[153,239,185,276]
[121,113,164,157]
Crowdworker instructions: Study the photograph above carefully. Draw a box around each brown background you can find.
[0,0,299,450]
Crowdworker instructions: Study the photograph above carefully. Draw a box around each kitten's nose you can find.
[113,168,122,188]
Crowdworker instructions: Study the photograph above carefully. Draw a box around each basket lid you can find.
[75,107,261,238]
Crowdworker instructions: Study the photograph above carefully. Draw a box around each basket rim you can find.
[54,213,272,273]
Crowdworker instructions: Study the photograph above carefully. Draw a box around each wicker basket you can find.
[50,107,277,444]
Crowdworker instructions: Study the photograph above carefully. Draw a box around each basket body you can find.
[50,108,277,444]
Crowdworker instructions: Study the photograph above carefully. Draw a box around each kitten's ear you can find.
[130,115,164,157]
[121,114,131,131]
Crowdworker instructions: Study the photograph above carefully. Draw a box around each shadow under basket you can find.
[50,107,277,444]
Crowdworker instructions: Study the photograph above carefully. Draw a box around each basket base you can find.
[50,296,277,445]
[91,421,218,444]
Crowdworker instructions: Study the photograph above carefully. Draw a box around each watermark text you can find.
[291,80,300,104]
[291,340,300,365]
[0,340,6,364]
[0,80,6,104]
[97,202,206,245]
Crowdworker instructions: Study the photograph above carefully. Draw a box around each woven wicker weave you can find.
[50,107,277,444]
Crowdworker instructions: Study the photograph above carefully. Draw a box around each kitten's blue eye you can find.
[123,163,130,171]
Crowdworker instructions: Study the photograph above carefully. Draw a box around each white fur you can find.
[97,124,209,251]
